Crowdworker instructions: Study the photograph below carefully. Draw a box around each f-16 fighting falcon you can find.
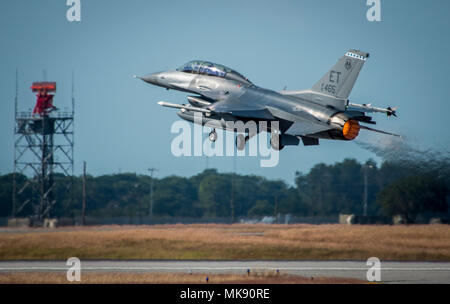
[135,49,399,150]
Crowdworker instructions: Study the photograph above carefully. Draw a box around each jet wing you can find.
[283,120,333,136]
[265,106,333,136]
[209,100,275,120]
[209,98,333,136]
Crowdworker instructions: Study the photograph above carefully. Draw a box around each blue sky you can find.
[1,0,449,184]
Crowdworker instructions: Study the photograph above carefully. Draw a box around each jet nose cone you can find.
[138,72,162,85]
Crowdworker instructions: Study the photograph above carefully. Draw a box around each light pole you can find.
[363,163,374,216]
[134,183,141,224]
[148,168,159,218]
[82,161,87,226]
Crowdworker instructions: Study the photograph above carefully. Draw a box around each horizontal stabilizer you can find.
[360,125,401,137]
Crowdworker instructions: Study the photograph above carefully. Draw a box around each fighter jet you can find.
[135,49,398,150]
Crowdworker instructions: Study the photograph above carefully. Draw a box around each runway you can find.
[1,260,449,283]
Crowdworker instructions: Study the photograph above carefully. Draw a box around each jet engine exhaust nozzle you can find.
[342,120,360,140]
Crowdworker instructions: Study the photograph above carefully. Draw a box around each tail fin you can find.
[311,49,369,100]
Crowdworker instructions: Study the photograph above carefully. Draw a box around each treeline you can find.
[0,158,448,223]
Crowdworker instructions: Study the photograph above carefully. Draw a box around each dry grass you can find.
[0,224,449,261]
[0,272,364,284]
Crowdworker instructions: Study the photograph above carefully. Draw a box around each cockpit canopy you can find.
[177,60,251,84]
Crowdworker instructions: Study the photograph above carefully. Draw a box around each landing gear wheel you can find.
[209,129,217,142]
[236,134,246,151]
[270,135,284,151]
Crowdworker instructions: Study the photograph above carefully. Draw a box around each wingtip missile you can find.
[348,102,398,117]
[386,106,398,117]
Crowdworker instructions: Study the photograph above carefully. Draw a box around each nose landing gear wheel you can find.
[209,129,217,142]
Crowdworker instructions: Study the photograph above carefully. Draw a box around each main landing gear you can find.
[235,134,246,151]
[235,132,258,151]
[270,130,284,151]
[209,129,218,142]
[207,129,285,151]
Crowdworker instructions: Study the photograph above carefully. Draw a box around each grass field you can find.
[0,224,449,261]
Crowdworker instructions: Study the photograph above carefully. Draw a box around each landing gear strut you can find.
[235,132,257,151]
[235,134,246,151]
[209,129,217,142]
[270,130,284,151]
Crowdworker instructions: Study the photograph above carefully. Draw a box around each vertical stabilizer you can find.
[311,49,369,100]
